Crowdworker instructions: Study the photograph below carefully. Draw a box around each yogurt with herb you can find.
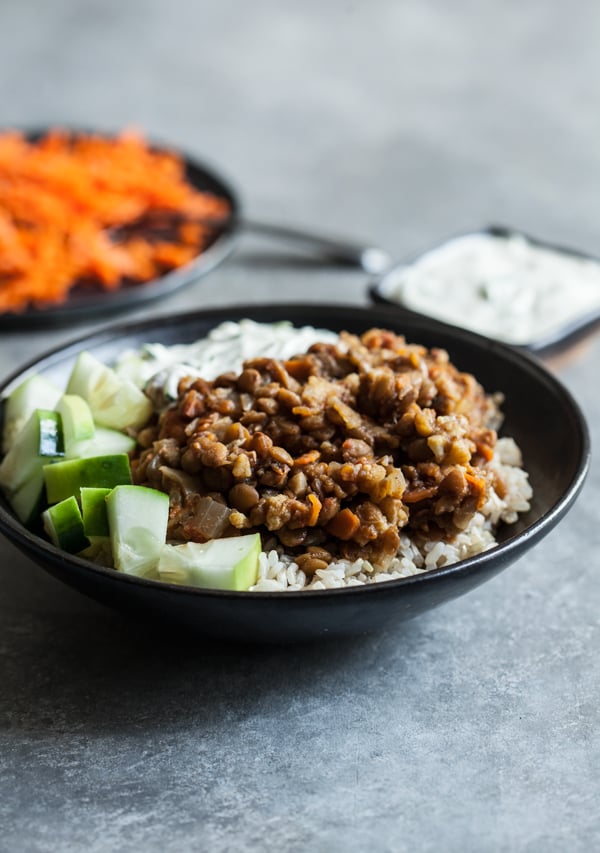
[114,319,339,408]
[380,232,600,345]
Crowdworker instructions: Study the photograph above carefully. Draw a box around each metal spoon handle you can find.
[237,217,391,275]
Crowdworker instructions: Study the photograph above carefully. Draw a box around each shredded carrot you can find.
[402,486,438,504]
[291,405,315,418]
[0,129,230,313]
[475,441,495,462]
[305,493,323,526]
[293,450,321,467]
[465,472,487,507]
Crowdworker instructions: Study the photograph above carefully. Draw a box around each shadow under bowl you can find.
[0,303,590,642]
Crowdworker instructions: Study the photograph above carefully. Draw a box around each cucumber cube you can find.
[80,487,111,538]
[43,454,132,505]
[42,495,90,554]
[158,534,261,591]
[67,426,136,460]
[9,471,46,527]
[2,373,61,453]
[56,394,95,452]
[0,409,64,495]
[106,485,170,578]
[79,540,113,567]
[66,351,153,431]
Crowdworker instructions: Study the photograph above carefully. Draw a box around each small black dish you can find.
[0,304,590,642]
[370,225,600,357]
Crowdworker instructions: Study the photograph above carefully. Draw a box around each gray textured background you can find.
[1,2,599,851]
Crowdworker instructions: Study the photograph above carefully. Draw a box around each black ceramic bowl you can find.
[0,304,590,642]
[370,225,600,356]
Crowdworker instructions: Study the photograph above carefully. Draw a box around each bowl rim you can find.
[0,302,591,600]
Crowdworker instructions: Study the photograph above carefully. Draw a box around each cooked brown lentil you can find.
[131,328,502,567]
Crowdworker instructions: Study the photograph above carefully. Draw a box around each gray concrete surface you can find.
[1,1,599,851]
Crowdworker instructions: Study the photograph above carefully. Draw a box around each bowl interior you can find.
[0,304,590,641]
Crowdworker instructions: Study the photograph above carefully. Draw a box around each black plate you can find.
[370,225,600,356]
[0,130,239,329]
[0,304,590,642]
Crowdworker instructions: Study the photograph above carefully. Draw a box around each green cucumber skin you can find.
[158,535,261,591]
[38,410,65,457]
[43,454,132,505]
[2,373,62,453]
[56,394,95,449]
[43,495,90,554]
[80,487,111,538]
[0,409,64,495]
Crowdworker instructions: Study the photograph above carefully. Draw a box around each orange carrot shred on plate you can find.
[0,128,231,313]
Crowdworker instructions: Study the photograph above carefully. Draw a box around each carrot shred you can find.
[293,450,321,467]
[465,472,487,507]
[402,486,438,504]
[475,441,494,462]
[306,493,322,526]
[0,128,230,313]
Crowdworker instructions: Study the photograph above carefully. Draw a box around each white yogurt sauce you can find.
[380,232,600,345]
[114,319,339,404]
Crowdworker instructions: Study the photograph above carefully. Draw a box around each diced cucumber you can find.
[106,485,169,578]
[9,471,46,527]
[66,351,153,431]
[80,487,111,538]
[43,454,132,505]
[66,426,136,460]
[157,533,261,591]
[56,394,95,452]
[79,540,113,566]
[42,495,90,553]
[1,373,62,454]
[0,410,64,495]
